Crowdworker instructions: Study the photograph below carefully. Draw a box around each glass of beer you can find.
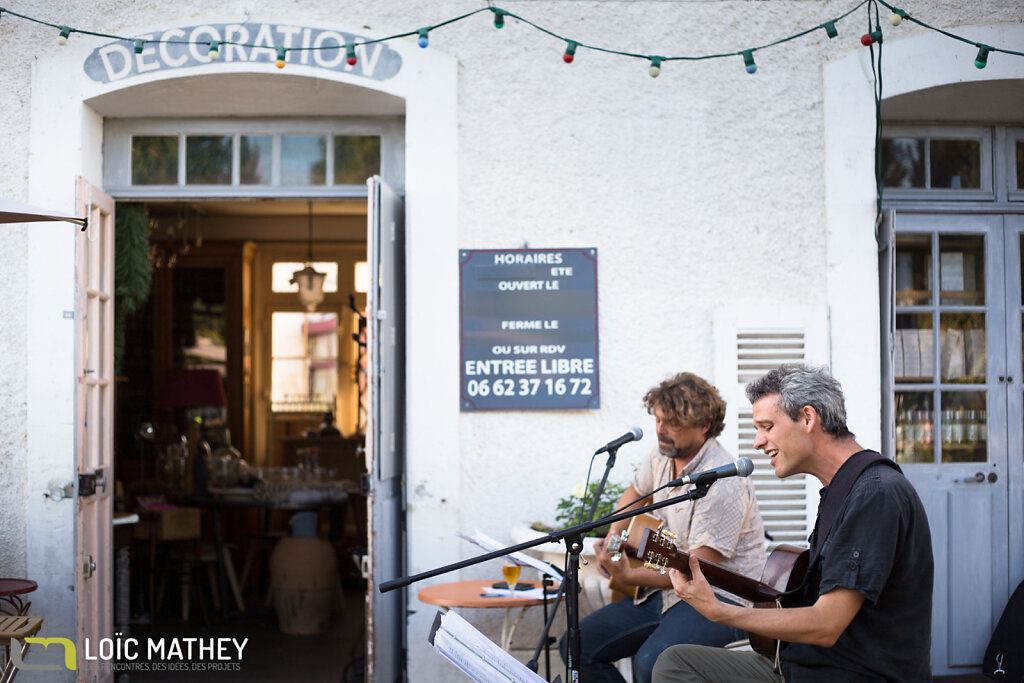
[502,562,521,599]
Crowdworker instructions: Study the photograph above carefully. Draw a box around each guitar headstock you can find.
[607,518,671,563]
[636,527,680,575]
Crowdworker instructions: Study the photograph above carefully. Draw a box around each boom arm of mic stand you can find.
[378,483,713,592]
[377,483,715,682]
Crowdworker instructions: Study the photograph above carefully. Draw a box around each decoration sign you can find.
[83,23,402,84]
[460,248,599,411]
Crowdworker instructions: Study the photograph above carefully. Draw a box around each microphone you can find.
[595,427,644,454]
[666,457,755,488]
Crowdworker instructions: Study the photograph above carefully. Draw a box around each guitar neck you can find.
[634,529,782,604]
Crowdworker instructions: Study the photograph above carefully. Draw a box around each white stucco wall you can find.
[0,0,35,583]
[2,1,1022,681]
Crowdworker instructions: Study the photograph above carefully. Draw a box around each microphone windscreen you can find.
[736,457,754,477]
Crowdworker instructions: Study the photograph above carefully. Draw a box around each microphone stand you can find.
[525,444,621,675]
[378,483,714,683]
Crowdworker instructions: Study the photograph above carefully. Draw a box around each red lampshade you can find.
[161,368,227,408]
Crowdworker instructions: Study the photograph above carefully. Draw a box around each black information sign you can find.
[460,248,599,411]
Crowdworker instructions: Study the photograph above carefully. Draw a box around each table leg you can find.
[0,596,29,617]
[500,606,531,650]
[212,509,229,619]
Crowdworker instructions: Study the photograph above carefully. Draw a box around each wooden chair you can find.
[0,615,44,683]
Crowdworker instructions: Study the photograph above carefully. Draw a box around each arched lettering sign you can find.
[84,23,402,83]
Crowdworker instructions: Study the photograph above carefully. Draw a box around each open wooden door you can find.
[75,178,115,683]
[364,176,406,682]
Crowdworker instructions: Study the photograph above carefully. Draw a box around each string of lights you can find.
[0,1,1020,75]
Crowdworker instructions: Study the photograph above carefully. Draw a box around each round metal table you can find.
[0,579,37,617]
[417,579,557,650]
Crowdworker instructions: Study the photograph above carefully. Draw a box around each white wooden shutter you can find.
[714,305,829,546]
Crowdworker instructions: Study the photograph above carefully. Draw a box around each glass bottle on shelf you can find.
[951,408,965,445]
[895,411,906,458]
[941,409,953,446]
[205,424,242,489]
[965,410,978,443]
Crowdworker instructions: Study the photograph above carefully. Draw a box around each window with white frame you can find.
[103,117,404,199]
[881,125,993,200]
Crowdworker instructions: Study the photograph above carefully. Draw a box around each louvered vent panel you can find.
[736,332,806,384]
[735,329,810,545]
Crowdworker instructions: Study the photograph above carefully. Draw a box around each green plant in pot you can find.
[532,480,627,538]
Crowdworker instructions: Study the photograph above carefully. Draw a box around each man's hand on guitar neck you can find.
[597,530,724,589]
[668,553,866,648]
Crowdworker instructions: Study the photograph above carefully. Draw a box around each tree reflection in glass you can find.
[882,137,924,188]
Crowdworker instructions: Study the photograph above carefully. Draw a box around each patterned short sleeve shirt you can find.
[632,437,767,611]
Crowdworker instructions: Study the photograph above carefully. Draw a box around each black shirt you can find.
[782,457,934,681]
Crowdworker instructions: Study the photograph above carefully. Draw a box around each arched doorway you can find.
[824,24,1024,676]
[878,78,1024,676]
[86,69,406,680]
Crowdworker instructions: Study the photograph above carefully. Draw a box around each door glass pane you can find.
[280,135,326,186]
[939,391,986,462]
[940,313,985,384]
[895,234,932,305]
[939,235,984,305]
[333,135,381,184]
[895,392,934,464]
[271,312,338,412]
[895,314,934,383]
[240,135,272,185]
[131,135,178,185]
[1017,140,1024,190]
[930,139,981,189]
[185,135,232,185]
[882,138,925,188]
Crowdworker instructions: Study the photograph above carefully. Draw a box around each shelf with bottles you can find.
[894,407,988,464]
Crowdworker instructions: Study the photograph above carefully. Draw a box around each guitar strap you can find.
[807,449,902,566]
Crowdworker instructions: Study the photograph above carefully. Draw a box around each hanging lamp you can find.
[291,201,327,312]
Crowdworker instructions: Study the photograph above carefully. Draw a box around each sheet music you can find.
[430,609,548,683]
[457,529,564,581]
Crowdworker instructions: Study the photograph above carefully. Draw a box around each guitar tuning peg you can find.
[661,529,678,541]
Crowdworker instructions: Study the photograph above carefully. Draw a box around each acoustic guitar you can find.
[631,526,809,657]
